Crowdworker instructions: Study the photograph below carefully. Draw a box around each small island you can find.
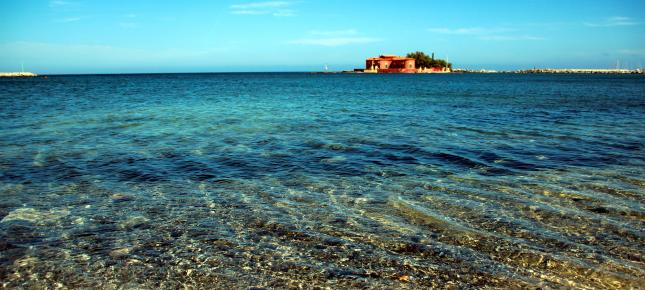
[352,51,452,73]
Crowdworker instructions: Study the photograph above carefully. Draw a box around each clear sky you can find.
[1,0,644,73]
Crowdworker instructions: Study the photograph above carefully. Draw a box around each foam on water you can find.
[0,73,644,288]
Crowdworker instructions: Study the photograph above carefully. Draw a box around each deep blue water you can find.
[1,73,644,288]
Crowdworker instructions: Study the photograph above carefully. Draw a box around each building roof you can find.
[367,55,414,61]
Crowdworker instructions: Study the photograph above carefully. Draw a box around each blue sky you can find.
[1,0,644,73]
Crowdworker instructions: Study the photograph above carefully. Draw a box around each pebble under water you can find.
[0,73,644,289]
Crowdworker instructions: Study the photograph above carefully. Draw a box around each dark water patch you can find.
[432,152,488,169]
[191,173,219,181]
[383,153,419,164]
[116,169,168,182]
[476,150,539,171]
[357,144,517,175]
[501,145,629,170]
[0,223,43,267]
[318,159,367,177]
[174,159,218,181]
[607,140,642,151]
[213,155,263,178]
[302,139,363,153]
[253,136,280,147]
[0,154,88,184]
[374,142,424,154]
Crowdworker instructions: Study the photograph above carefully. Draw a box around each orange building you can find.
[366,55,416,73]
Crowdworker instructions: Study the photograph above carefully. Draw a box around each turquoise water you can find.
[1,73,644,288]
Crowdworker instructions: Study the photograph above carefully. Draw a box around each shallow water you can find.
[0,73,644,288]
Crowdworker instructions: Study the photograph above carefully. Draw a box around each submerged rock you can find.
[118,215,150,230]
[320,156,347,164]
[13,256,39,267]
[111,193,135,202]
[1,208,69,224]
[324,143,346,151]
[109,247,132,258]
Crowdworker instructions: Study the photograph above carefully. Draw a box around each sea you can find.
[0,73,643,288]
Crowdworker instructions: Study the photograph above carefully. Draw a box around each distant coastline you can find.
[453,68,644,74]
[0,72,38,77]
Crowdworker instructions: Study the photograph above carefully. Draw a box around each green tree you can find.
[406,51,452,69]
[406,51,432,68]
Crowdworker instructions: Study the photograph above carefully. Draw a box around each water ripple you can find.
[0,73,643,288]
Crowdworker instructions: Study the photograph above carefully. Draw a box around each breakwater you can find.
[454,68,644,74]
[514,68,643,74]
